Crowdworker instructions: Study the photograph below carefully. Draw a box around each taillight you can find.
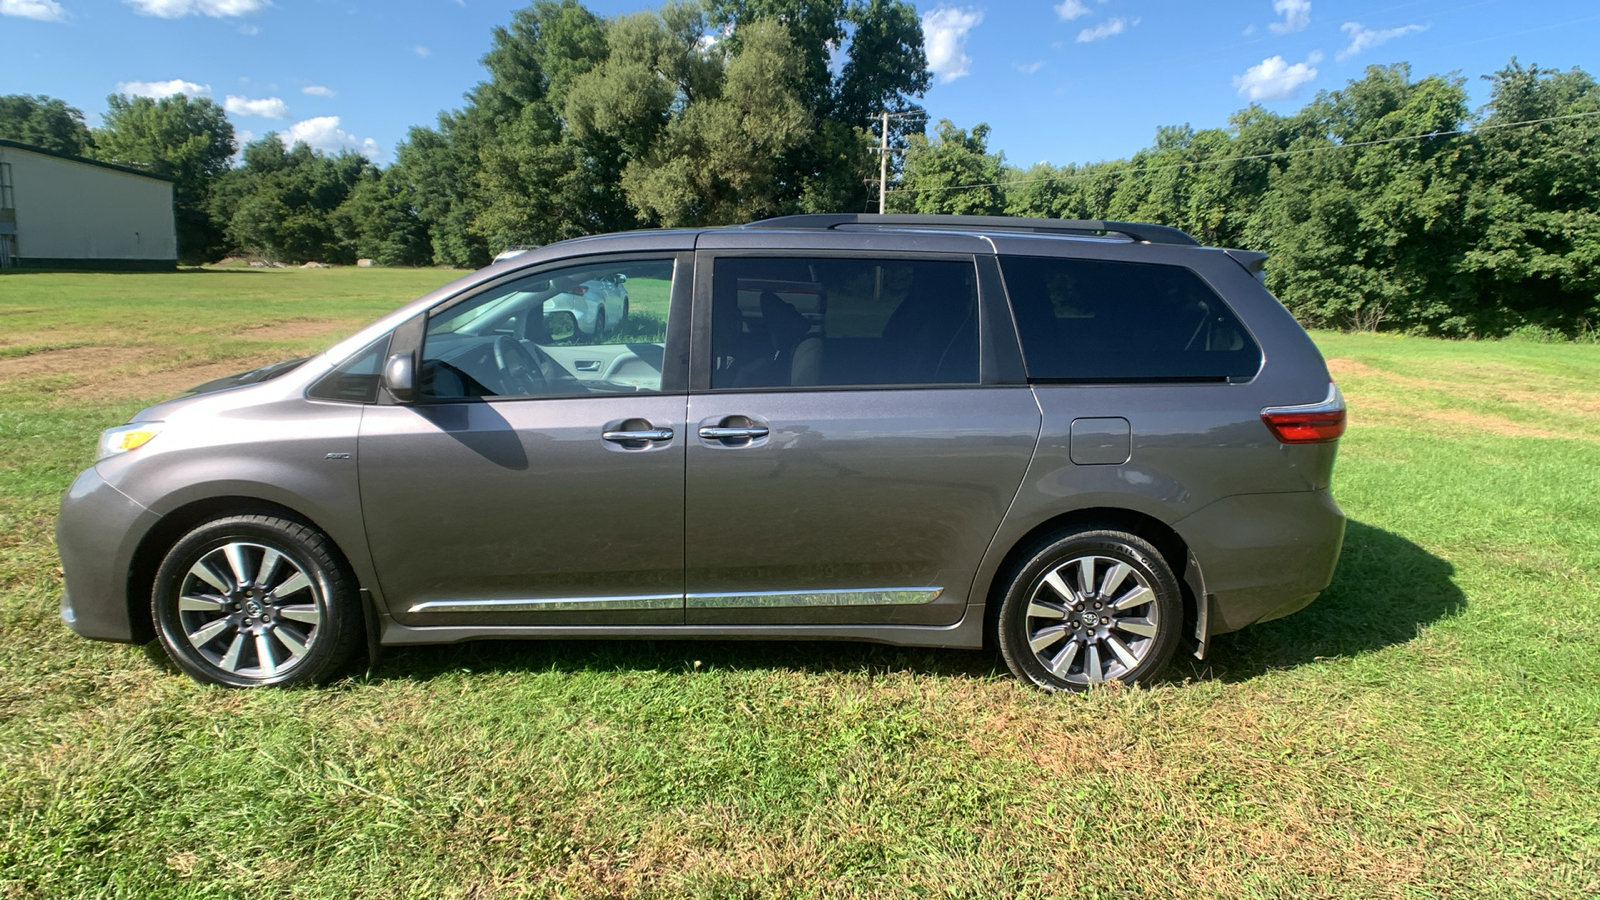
[572,285,588,295]
[1262,382,1346,444]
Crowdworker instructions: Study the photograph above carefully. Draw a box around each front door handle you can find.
[603,427,674,443]
[698,425,769,440]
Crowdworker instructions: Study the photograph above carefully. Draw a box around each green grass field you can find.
[1,268,1597,898]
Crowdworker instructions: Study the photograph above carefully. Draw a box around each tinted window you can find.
[308,335,390,403]
[420,258,674,400]
[710,257,978,389]
[1000,256,1261,382]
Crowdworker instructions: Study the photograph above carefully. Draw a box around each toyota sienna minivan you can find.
[57,214,1346,691]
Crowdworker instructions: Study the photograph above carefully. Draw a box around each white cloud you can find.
[238,22,256,34]
[1,0,67,21]
[301,84,336,98]
[1269,0,1311,35]
[116,78,210,98]
[124,0,268,17]
[1077,17,1136,43]
[1054,0,1091,20]
[1016,60,1044,74]
[922,7,982,84]
[280,116,381,160]
[1233,54,1319,101]
[1337,21,1426,60]
[412,45,431,57]
[224,95,288,118]
[236,128,255,145]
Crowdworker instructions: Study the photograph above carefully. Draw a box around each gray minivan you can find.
[57,215,1346,691]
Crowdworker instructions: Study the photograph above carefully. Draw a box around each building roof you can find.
[0,139,178,184]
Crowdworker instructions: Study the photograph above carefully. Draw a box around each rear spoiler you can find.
[1225,249,1269,282]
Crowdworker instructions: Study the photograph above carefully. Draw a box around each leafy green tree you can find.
[0,94,93,156]
[219,136,370,263]
[890,120,1006,215]
[333,168,433,266]
[94,93,235,264]
[621,18,812,225]
[1244,65,1473,333]
[1458,61,1600,334]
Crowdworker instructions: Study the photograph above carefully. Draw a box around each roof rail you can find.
[741,214,1200,246]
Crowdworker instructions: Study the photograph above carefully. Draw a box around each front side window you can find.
[710,256,979,389]
[999,256,1262,382]
[420,258,674,400]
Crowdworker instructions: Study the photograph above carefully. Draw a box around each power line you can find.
[885,109,1600,195]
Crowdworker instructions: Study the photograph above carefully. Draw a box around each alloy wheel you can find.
[175,541,322,678]
[1022,554,1160,685]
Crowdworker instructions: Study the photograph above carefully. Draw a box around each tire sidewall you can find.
[152,517,350,688]
[998,530,1183,691]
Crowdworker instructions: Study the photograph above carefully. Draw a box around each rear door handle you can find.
[698,426,769,440]
[603,428,674,443]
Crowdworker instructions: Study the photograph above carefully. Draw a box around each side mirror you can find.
[615,273,627,284]
[383,352,416,403]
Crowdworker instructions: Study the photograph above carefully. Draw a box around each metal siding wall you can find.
[1,148,177,263]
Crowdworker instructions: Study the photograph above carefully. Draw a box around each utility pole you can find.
[878,109,889,215]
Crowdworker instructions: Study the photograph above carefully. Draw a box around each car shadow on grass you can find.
[361,519,1462,688]
[1177,519,1465,683]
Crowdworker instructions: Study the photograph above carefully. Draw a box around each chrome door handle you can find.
[602,428,674,443]
[699,426,770,440]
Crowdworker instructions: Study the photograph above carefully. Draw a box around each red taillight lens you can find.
[573,285,588,295]
[1262,383,1346,444]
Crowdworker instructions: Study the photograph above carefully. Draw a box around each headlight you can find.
[96,422,164,462]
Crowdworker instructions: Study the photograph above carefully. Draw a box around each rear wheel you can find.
[997,528,1182,691]
[151,515,364,688]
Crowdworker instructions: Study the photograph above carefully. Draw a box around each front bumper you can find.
[56,465,157,643]
[1174,489,1346,635]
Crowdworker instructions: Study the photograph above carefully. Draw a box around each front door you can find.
[359,254,690,626]
[684,253,1041,626]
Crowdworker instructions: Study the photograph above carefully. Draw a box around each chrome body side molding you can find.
[407,594,682,614]
[686,588,942,609]
[408,588,944,614]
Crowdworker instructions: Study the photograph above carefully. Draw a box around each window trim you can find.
[995,253,1265,386]
[387,250,692,406]
[689,249,994,394]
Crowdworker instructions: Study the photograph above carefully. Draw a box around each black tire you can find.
[996,528,1183,691]
[151,515,364,688]
[595,306,607,336]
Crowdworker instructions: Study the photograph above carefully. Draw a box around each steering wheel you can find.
[492,335,547,396]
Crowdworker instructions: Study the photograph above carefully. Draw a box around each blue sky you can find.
[3,0,1597,167]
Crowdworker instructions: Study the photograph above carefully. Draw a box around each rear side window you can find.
[710,256,979,389]
[1000,256,1261,382]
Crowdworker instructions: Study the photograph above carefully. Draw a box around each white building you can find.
[0,139,177,270]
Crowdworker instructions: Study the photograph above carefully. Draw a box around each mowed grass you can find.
[1,269,1598,898]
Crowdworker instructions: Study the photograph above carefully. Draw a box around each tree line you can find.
[1,0,1596,338]
[895,62,1600,339]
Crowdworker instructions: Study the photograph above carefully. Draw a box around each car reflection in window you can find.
[420,260,673,401]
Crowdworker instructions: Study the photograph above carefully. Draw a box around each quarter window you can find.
[710,256,979,389]
[999,256,1262,382]
[308,335,390,403]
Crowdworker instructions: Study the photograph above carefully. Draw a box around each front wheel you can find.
[151,514,364,688]
[996,528,1183,691]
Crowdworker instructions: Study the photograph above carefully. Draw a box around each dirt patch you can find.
[233,319,363,343]
[0,346,147,383]
[1326,358,1378,378]
[70,355,290,402]
[1351,395,1589,441]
